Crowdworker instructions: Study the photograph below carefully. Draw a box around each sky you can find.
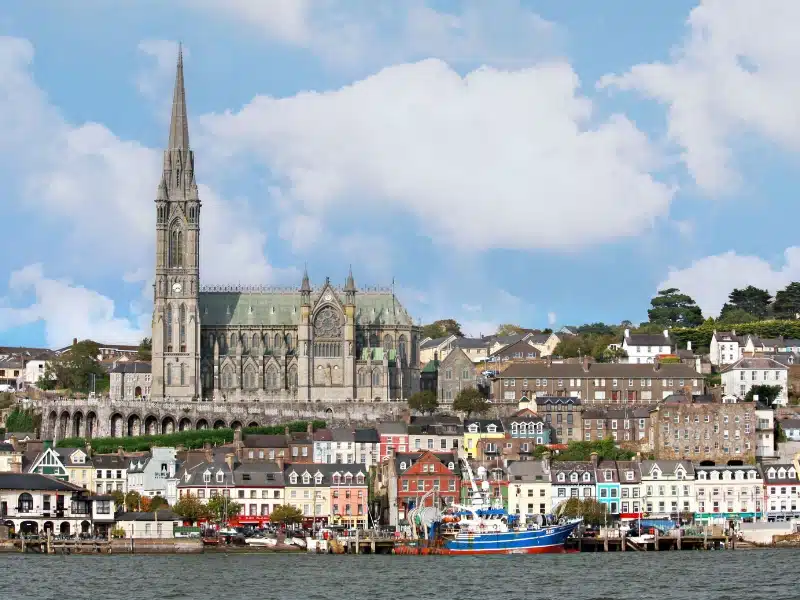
[1,0,800,349]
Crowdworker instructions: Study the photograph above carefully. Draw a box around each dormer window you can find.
[570,473,578,483]
[790,468,797,479]
[557,473,565,482]
[400,462,407,471]
[344,473,353,485]
[468,424,479,433]
[768,468,776,478]
[302,473,311,485]
[651,470,660,480]
[604,470,613,480]
[216,471,224,483]
[203,471,211,484]
[448,462,454,470]
[314,473,323,485]
[486,425,497,433]
[332,474,341,485]
[289,473,298,484]
[355,473,365,485]
[184,472,190,482]
[582,472,591,482]
[625,471,634,481]
[698,472,707,480]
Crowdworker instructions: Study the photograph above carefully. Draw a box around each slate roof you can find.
[54,448,93,467]
[116,510,180,522]
[3,432,35,441]
[394,452,460,475]
[353,428,380,443]
[199,290,414,327]
[330,428,355,443]
[615,460,642,483]
[535,396,582,407]
[550,461,595,484]
[284,463,368,486]
[177,457,235,487]
[713,331,742,343]
[0,442,14,452]
[243,434,288,448]
[232,462,285,487]
[640,460,695,476]
[376,422,408,435]
[0,472,85,492]
[762,464,800,484]
[464,419,504,433]
[313,429,333,442]
[451,337,490,349]
[502,362,700,378]
[624,332,672,346]
[109,361,151,374]
[420,336,452,350]
[92,454,128,469]
[507,460,550,482]
[780,418,800,430]
[595,460,619,483]
[420,360,439,373]
[721,356,789,372]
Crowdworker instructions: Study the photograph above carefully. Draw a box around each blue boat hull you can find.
[442,521,581,555]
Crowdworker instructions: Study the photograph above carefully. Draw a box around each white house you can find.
[693,465,763,524]
[780,418,800,442]
[709,330,743,366]
[639,460,695,519]
[762,464,800,521]
[0,472,116,537]
[621,329,672,364]
[126,447,179,505]
[116,510,181,538]
[721,357,789,406]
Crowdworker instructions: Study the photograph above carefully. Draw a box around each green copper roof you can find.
[360,348,397,361]
[421,359,440,373]
[199,289,415,328]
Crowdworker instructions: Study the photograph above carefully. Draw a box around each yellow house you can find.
[284,465,330,526]
[28,444,95,491]
[463,419,506,460]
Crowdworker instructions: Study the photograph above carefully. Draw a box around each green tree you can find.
[647,288,704,327]
[172,494,211,523]
[43,339,106,393]
[553,335,596,359]
[576,322,620,336]
[496,324,526,336]
[578,498,608,526]
[110,490,125,511]
[124,490,142,512]
[0,392,14,410]
[720,286,772,320]
[137,337,152,361]
[421,319,463,340]
[744,384,783,407]
[772,282,800,319]
[554,438,635,462]
[452,387,490,418]
[269,504,304,526]
[408,390,438,414]
[5,408,36,432]
[149,495,169,511]
[776,421,787,444]
[206,496,241,523]
[717,308,759,325]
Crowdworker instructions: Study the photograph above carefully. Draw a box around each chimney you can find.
[225,453,235,472]
[541,451,551,474]
[582,356,590,372]
[546,356,552,367]
[276,457,285,471]
[284,426,290,436]
[233,429,242,444]
[34,428,40,440]
[117,446,124,458]
[687,341,692,351]
[624,328,630,338]
[663,329,669,339]
[8,435,18,452]
[590,451,599,468]
[204,443,213,463]
[653,357,660,371]
[307,422,313,434]
[84,441,92,457]
[73,337,77,346]
[731,329,736,336]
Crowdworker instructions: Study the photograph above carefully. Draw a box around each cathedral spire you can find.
[168,44,190,151]
[301,265,311,292]
[344,265,355,292]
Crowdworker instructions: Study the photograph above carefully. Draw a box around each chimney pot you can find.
[284,426,290,436]
[687,341,692,351]
[590,451,599,468]
[225,453,235,472]
[307,422,313,434]
[117,446,124,458]
[624,328,630,338]
[663,329,669,338]
[582,356,590,372]
[73,338,77,346]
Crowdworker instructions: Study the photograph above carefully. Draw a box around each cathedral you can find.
[150,50,421,403]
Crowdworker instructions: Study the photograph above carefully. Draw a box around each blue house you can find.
[503,409,551,446]
[595,459,621,516]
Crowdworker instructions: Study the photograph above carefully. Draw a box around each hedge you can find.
[57,419,326,453]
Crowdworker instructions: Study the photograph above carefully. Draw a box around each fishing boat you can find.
[395,460,581,555]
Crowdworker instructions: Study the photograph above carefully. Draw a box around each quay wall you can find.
[110,538,203,554]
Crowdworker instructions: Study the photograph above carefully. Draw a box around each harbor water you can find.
[1,550,796,599]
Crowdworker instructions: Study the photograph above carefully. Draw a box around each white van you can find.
[0,384,15,393]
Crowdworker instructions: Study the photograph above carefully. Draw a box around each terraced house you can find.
[496,359,703,405]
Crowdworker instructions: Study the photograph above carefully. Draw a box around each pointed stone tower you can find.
[152,46,202,401]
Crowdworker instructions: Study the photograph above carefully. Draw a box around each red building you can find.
[395,451,459,520]
[377,422,409,461]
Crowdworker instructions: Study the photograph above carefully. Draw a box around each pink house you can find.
[377,422,409,461]
[329,465,369,528]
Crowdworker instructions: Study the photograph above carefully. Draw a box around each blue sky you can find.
[1,0,800,348]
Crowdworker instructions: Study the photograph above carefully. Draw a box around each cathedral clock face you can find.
[172,282,182,294]
[324,293,332,301]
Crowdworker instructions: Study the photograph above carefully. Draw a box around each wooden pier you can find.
[13,535,112,554]
[567,528,738,552]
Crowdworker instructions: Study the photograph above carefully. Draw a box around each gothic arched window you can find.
[288,366,298,390]
[222,366,235,389]
[165,304,173,353]
[274,333,282,352]
[369,332,379,347]
[252,334,259,353]
[179,304,187,352]
[264,334,271,354]
[166,364,172,386]
[372,369,382,387]
[230,333,237,352]
[180,363,185,385]
[357,369,367,387]
[219,335,227,355]
[398,335,407,363]
[266,367,279,390]
[169,227,183,268]
[242,334,249,353]
[243,366,257,390]
[383,334,393,351]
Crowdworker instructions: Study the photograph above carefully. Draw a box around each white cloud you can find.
[187,0,558,70]
[600,0,800,193]
[0,264,147,348]
[547,311,557,326]
[135,39,183,118]
[0,37,287,343]
[460,320,498,339]
[462,303,481,313]
[658,247,800,317]
[200,59,673,252]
